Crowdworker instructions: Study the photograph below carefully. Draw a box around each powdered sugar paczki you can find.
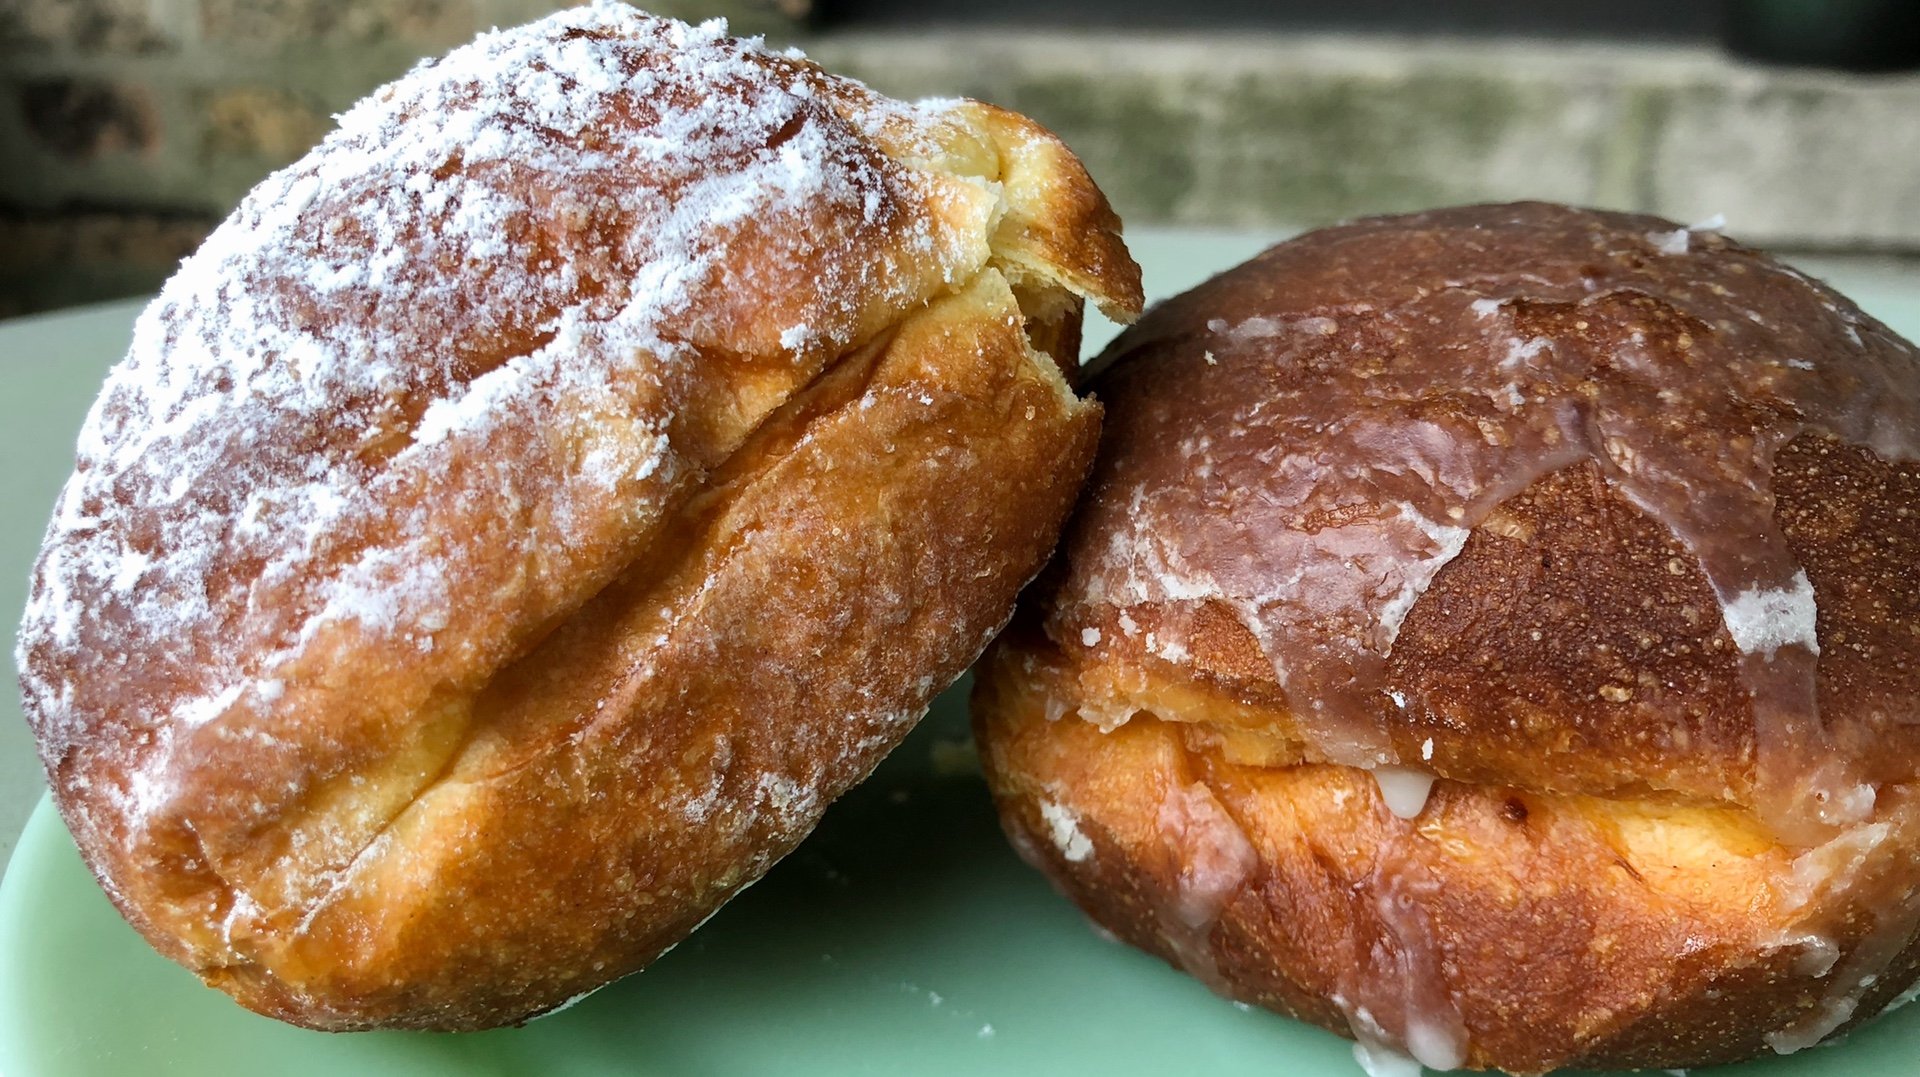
[15,2,994,880]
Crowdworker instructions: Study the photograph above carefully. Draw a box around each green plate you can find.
[4,229,1920,1076]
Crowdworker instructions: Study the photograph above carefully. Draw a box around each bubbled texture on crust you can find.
[1051,202,1919,825]
[16,1,1139,1029]
[974,203,1920,1073]
[978,659,1920,1074]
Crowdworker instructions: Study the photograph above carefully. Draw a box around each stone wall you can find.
[3,0,1918,316]
[0,0,801,314]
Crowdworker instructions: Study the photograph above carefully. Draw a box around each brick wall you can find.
[4,0,1918,317]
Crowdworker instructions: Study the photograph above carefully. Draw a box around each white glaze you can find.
[1720,570,1820,658]
[1370,766,1437,820]
[1353,1033,1426,1077]
[1649,227,1691,255]
[1155,780,1258,990]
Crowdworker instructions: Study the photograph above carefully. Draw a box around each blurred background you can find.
[0,0,1916,318]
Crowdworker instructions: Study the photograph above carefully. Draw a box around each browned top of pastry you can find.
[1050,202,1919,839]
[16,2,1138,1027]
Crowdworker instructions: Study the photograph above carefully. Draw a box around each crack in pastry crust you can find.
[16,3,1141,1029]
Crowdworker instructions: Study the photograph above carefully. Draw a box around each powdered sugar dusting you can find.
[1038,797,1095,862]
[412,357,534,447]
[17,1,987,846]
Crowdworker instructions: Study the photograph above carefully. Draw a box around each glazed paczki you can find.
[15,2,1140,1029]
[974,203,1920,1074]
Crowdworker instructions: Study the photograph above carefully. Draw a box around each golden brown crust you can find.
[229,269,1102,1027]
[1053,204,1919,822]
[17,6,1137,1029]
[973,203,1920,1071]
[964,102,1143,323]
[977,634,1920,1074]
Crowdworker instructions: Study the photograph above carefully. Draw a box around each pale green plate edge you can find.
[4,229,1918,1076]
